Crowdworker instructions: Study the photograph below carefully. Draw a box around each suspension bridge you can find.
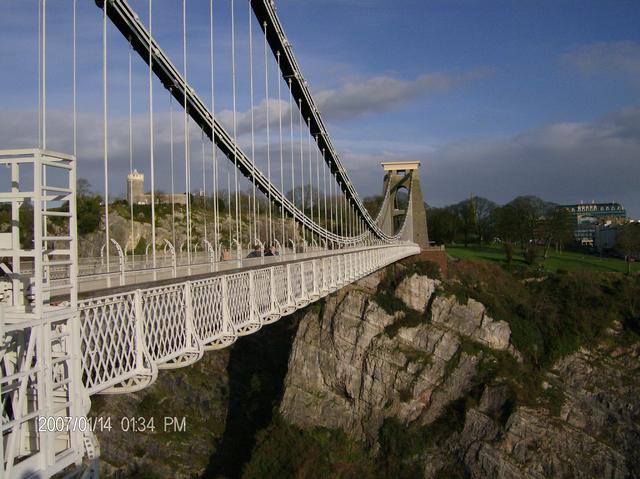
[1,1,432,477]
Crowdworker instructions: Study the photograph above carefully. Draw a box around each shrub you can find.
[243,415,377,479]
[134,237,147,256]
[377,399,469,478]
[408,259,442,280]
[448,260,640,370]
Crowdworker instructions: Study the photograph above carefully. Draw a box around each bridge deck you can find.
[75,244,419,396]
[44,244,394,299]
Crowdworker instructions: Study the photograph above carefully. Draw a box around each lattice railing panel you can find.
[191,277,224,343]
[142,284,188,364]
[227,273,252,330]
[273,265,289,310]
[79,293,137,392]
[331,256,338,287]
[318,259,327,295]
[304,261,315,298]
[290,262,303,304]
[253,269,272,320]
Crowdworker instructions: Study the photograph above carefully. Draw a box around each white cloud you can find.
[314,70,488,121]
[215,68,487,139]
[217,98,289,137]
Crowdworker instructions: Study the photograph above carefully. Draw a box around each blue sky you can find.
[1,0,639,216]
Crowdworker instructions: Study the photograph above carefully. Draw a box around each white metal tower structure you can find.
[0,150,98,478]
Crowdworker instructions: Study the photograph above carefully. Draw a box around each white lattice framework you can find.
[0,150,98,479]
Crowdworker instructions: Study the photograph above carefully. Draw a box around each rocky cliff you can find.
[279,264,640,478]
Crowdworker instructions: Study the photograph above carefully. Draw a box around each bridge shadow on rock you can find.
[202,311,305,479]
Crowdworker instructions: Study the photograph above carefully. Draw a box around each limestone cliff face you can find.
[280,271,640,478]
[281,272,486,443]
[457,345,639,479]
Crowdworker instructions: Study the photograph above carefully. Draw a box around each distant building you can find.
[559,202,627,246]
[561,202,627,223]
[127,170,146,205]
[594,220,640,255]
[157,192,188,206]
[594,224,619,252]
[126,169,188,206]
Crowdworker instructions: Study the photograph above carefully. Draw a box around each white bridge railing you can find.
[79,244,419,396]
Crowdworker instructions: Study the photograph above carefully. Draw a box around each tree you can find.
[539,208,574,259]
[473,196,497,246]
[508,197,538,248]
[427,208,460,245]
[617,223,640,274]
[76,179,101,235]
[77,178,93,198]
[494,205,519,244]
[494,205,522,262]
[460,200,476,247]
[363,195,384,218]
[444,196,496,247]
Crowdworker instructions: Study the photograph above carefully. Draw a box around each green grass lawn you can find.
[447,244,636,274]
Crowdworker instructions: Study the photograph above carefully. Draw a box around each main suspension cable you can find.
[183,0,191,264]
[102,0,110,275]
[289,78,296,251]
[227,164,232,250]
[169,91,176,249]
[42,0,48,252]
[128,42,134,265]
[264,21,272,246]
[315,135,321,246]
[322,148,327,250]
[38,0,41,148]
[248,1,257,247]
[307,120,312,243]
[231,0,241,257]
[210,0,219,261]
[42,0,46,149]
[277,52,285,249]
[201,130,207,242]
[339,181,343,240]
[329,167,334,246]
[73,0,78,263]
[72,0,77,159]
[298,99,305,248]
[149,0,157,273]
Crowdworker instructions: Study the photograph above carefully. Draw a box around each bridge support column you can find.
[379,161,429,248]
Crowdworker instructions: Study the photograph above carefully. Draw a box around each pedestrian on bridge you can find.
[247,244,263,258]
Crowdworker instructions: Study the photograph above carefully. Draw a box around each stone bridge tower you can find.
[379,161,429,248]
